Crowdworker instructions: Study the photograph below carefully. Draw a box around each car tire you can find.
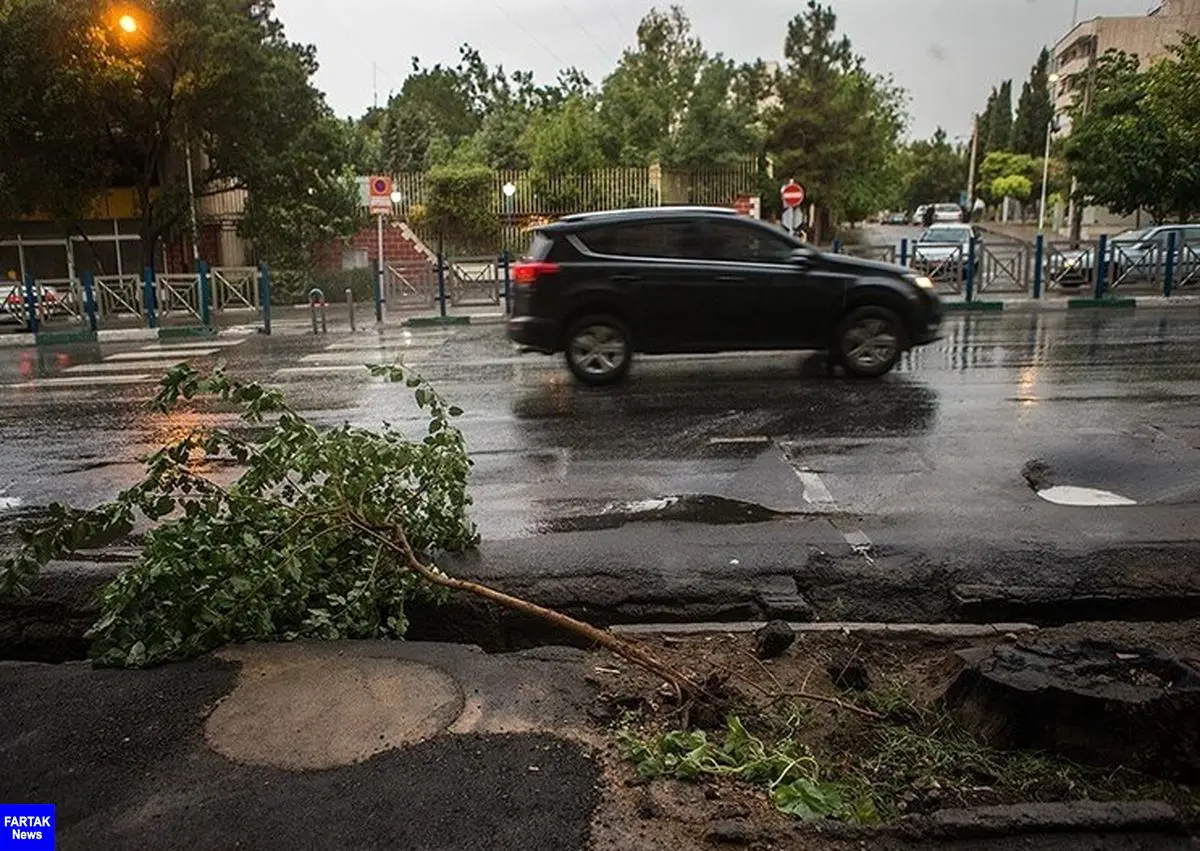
[563,314,633,386]
[835,306,906,379]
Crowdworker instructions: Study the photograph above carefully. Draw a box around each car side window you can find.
[579,221,703,260]
[699,221,795,264]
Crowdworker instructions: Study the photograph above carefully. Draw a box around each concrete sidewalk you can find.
[0,642,600,851]
[1,638,1195,850]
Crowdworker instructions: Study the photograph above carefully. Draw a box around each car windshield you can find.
[1112,228,1152,243]
[935,204,960,212]
[920,227,970,243]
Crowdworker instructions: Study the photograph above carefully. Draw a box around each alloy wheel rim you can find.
[570,324,628,376]
[844,318,898,369]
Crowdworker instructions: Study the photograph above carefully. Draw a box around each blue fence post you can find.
[1093,234,1108,299]
[1164,231,1177,298]
[437,251,448,318]
[372,259,384,323]
[831,238,842,254]
[965,237,977,302]
[258,263,272,336]
[899,238,909,267]
[501,250,511,314]
[82,270,98,331]
[22,274,38,334]
[198,260,212,326]
[142,267,157,329]
[1033,235,1045,300]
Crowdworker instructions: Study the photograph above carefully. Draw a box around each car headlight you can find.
[910,275,935,290]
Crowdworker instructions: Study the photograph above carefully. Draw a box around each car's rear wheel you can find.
[564,315,632,386]
[836,306,905,379]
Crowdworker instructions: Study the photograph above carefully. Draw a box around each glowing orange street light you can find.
[118,14,138,33]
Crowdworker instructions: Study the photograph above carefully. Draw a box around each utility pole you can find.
[966,114,979,218]
[373,62,378,110]
[1068,35,1098,247]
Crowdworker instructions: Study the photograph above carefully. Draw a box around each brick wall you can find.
[314,221,430,271]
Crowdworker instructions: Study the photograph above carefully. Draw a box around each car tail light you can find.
[513,261,560,287]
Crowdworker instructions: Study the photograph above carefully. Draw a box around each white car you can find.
[910,224,980,283]
[911,205,928,226]
[933,203,964,223]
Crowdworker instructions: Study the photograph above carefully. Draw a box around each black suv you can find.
[507,207,942,385]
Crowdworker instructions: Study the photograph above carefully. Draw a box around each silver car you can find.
[910,224,979,283]
[1051,224,1200,286]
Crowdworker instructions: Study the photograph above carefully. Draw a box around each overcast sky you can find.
[276,0,1158,141]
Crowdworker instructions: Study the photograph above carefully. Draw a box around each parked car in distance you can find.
[886,211,908,225]
[910,223,980,283]
[506,207,943,385]
[1049,223,1200,287]
[933,203,964,223]
[911,205,929,226]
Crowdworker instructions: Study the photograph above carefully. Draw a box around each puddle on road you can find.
[535,494,787,534]
[1037,486,1137,507]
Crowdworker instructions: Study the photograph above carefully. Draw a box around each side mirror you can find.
[790,247,815,264]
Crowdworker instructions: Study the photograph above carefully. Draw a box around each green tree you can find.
[986,80,1014,153]
[1066,36,1200,223]
[897,128,968,212]
[978,151,1039,202]
[410,163,498,252]
[238,117,362,269]
[990,174,1033,202]
[522,96,606,210]
[597,6,707,165]
[0,0,349,270]
[766,1,906,231]
[1012,48,1054,157]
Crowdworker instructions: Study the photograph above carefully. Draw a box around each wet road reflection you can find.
[2,310,1200,551]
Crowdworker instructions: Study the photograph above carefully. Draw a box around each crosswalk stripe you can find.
[65,359,189,374]
[9,374,154,388]
[105,349,219,361]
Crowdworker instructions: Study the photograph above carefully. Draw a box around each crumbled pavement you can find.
[1,637,1197,850]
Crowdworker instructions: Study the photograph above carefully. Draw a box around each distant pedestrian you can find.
[922,205,935,229]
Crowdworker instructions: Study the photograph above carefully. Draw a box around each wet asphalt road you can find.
[3,305,1200,625]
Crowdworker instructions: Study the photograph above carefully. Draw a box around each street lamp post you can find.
[501,182,516,314]
[1038,73,1060,233]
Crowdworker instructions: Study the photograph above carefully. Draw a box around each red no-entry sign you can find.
[781,180,806,209]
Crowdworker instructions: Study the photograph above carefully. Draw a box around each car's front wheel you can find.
[835,306,905,378]
[564,315,632,386]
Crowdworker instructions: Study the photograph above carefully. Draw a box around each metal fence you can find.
[834,232,1200,300]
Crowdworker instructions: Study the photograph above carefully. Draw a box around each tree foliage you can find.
[894,128,967,213]
[0,0,355,268]
[1012,48,1054,157]
[990,174,1032,203]
[0,364,474,666]
[1066,38,1200,222]
[411,163,499,250]
[767,2,906,227]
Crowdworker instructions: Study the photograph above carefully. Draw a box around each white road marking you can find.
[273,365,373,376]
[105,349,218,361]
[8,374,154,388]
[708,436,771,445]
[780,445,874,558]
[138,340,246,351]
[66,360,188,374]
[796,469,836,506]
[0,496,22,510]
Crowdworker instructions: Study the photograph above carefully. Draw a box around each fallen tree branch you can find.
[345,511,708,702]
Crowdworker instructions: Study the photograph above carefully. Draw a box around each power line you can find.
[486,0,572,69]
[600,0,626,35]
[561,1,616,62]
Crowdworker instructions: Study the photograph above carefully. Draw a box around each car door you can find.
[696,219,836,348]
[575,219,715,352]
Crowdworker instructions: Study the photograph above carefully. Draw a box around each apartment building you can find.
[1053,0,1200,120]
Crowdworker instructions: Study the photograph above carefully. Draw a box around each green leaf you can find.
[772,779,845,821]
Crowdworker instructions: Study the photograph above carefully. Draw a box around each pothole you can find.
[1037,485,1137,506]
[205,644,463,770]
[534,494,788,533]
[1022,459,1137,506]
